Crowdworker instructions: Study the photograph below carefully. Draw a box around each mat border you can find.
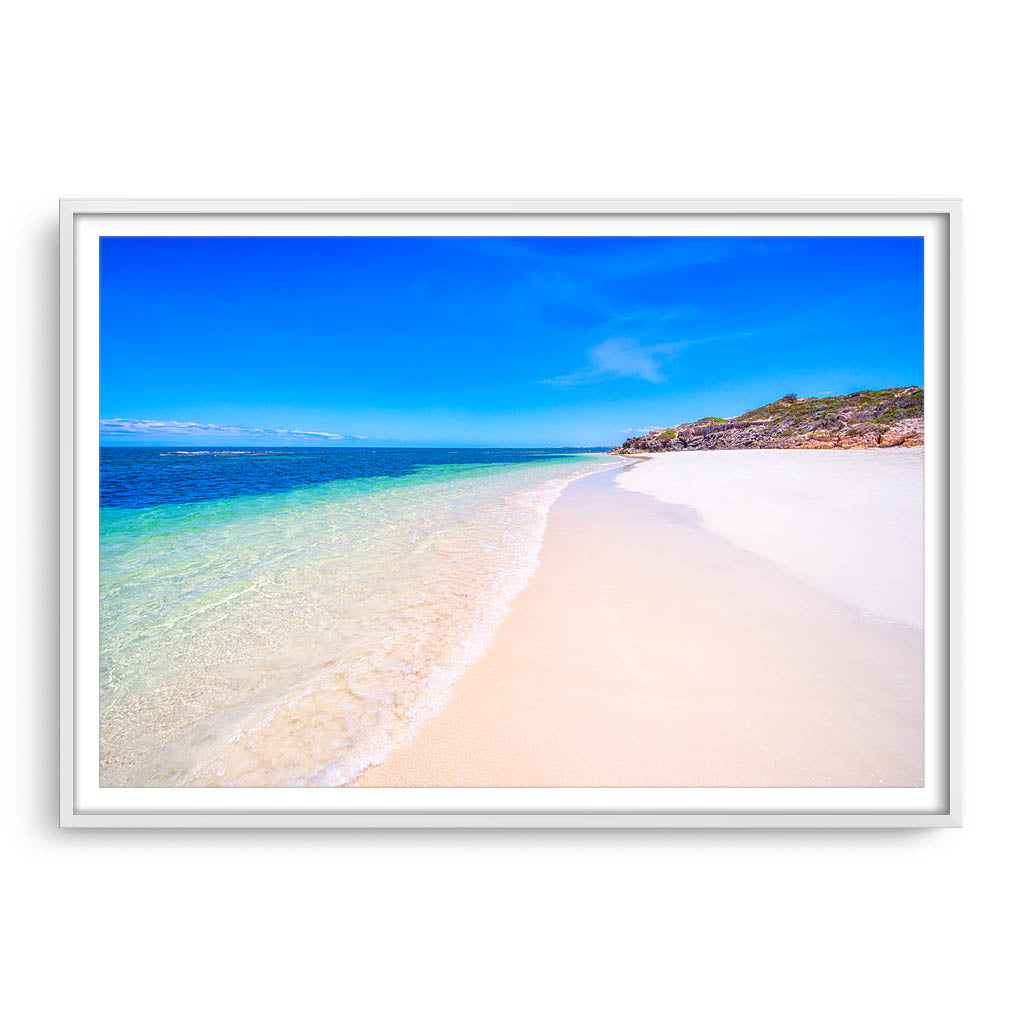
[59,198,961,829]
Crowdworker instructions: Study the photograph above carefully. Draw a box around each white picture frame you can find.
[60,198,960,828]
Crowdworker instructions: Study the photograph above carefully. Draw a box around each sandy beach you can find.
[618,449,925,627]
[357,451,924,788]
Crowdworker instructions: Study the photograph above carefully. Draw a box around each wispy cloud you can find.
[445,236,775,281]
[618,426,666,434]
[543,329,752,388]
[541,337,687,387]
[100,418,366,441]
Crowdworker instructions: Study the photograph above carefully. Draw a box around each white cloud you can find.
[100,419,365,442]
[542,337,685,386]
[542,329,752,388]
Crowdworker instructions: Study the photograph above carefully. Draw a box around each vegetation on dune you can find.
[611,386,924,453]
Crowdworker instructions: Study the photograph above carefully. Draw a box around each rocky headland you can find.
[610,387,923,454]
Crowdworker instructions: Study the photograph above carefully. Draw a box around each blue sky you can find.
[100,234,923,446]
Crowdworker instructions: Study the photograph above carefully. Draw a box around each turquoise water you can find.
[100,449,618,786]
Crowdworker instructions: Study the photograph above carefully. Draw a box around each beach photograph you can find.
[98,233,925,789]
[16,5,1015,1019]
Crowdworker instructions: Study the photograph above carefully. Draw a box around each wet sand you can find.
[357,461,923,788]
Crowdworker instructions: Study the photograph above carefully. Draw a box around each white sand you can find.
[357,466,922,788]
[616,449,924,627]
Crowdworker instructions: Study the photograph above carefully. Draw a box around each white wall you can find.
[5,3,1017,1021]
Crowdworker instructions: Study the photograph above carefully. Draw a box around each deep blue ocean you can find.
[100,446,612,509]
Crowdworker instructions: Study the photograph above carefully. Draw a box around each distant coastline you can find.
[611,387,924,454]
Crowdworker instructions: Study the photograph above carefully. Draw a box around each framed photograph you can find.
[60,199,959,827]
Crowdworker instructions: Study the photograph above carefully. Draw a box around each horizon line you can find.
[99,442,617,449]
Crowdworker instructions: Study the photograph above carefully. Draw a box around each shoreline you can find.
[356,456,924,788]
[100,452,618,787]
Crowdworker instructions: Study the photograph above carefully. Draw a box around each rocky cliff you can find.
[610,387,924,454]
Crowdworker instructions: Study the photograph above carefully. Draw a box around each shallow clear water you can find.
[100,447,618,786]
